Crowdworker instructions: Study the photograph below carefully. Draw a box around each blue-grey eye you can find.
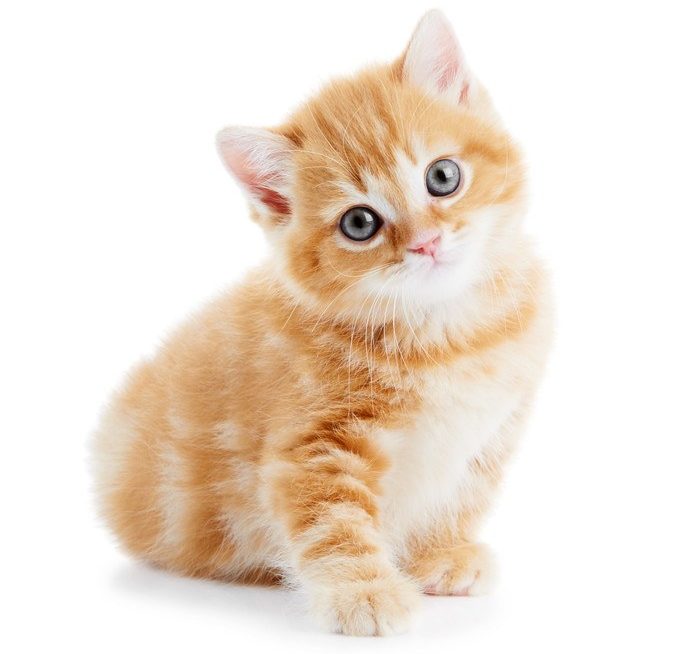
[426,159,461,197]
[339,207,382,242]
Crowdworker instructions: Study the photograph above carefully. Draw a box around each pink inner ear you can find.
[435,52,469,104]
[251,183,290,215]
[459,82,470,104]
[434,36,466,96]
[228,149,291,215]
[437,61,458,91]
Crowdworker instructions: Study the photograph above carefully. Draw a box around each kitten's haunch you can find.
[92,10,553,636]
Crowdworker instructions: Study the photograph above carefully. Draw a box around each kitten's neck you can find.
[261,247,541,369]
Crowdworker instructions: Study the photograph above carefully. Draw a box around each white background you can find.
[2,1,677,652]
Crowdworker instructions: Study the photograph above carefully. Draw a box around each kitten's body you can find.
[93,12,552,635]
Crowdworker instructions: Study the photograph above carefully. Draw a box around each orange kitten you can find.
[92,10,553,636]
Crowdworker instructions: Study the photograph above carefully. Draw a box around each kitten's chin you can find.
[408,269,475,307]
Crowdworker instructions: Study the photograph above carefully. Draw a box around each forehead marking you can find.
[362,171,399,223]
[394,147,426,216]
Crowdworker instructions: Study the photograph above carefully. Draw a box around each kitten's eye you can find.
[339,207,383,242]
[426,159,461,197]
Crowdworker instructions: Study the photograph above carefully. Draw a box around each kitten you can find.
[92,10,552,636]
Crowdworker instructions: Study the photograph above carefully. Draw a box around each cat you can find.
[92,10,553,636]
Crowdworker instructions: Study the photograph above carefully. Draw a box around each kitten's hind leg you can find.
[264,421,420,636]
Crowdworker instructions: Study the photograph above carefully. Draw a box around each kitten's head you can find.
[217,11,524,318]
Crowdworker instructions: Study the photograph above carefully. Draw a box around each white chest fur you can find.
[377,358,524,554]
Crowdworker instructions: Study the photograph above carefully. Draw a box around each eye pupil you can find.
[426,159,461,197]
[340,207,382,242]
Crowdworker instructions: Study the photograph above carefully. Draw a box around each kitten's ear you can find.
[216,126,294,220]
[401,10,474,106]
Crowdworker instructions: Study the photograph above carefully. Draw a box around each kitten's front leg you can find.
[266,426,420,636]
[406,541,497,596]
[403,493,500,596]
[403,405,532,596]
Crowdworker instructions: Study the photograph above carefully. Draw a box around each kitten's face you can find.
[218,11,525,318]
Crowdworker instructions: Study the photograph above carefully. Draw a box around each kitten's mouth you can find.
[415,249,459,269]
[434,252,459,266]
[400,249,466,286]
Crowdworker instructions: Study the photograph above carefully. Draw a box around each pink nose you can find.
[408,233,441,257]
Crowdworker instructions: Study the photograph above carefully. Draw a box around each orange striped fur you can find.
[92,11,552,635]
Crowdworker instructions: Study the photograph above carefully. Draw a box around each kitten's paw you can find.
[422,543,496,596]
[312,572,420,636]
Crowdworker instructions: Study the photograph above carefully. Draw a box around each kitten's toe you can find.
[422,543,496,596]
[312,571,420,636]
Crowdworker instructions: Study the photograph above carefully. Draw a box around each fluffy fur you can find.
[92,11,552,636]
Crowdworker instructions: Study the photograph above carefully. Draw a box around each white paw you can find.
[312,572,420,636]
[423,543,497,596]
